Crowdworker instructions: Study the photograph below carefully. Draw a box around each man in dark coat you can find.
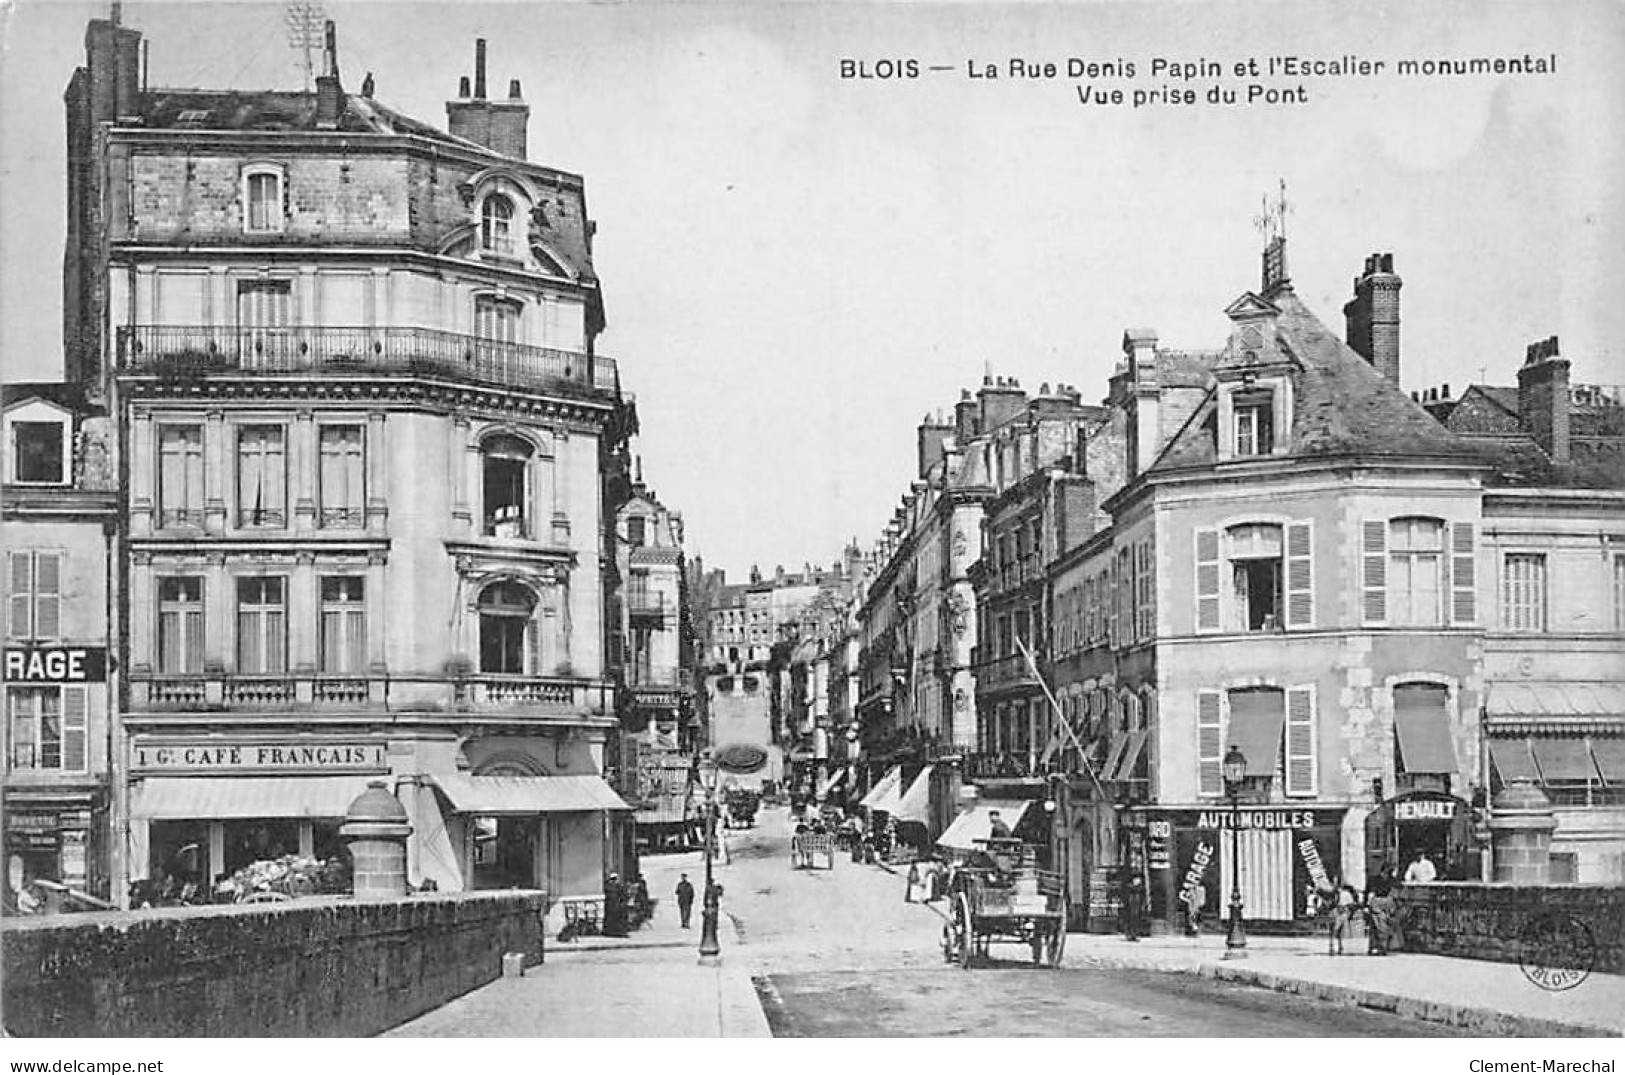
[602,873,628,937]
[675,874,695,928]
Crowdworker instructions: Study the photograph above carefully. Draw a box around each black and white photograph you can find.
[1,0,1622,1060]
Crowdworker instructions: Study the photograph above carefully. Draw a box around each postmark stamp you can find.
[1518,912,1596,992]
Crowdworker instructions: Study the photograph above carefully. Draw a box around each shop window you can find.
[318,425,365,528]
[1503,553,1547,632]
[223,819,299,874]
[236,577,287,675]
[481,194,515,255]
[7,686,87,771]
[11,421,67,484]
[242,166,285,234]
[146,821,209,898]
[319,577,366,674]
[481,433,533,538]
[158,577,205,674]
[157,425,204,528]
[1388,517,1444,626]
[478,580,536,674]
[236,425,287,528]
[7,551,61,641]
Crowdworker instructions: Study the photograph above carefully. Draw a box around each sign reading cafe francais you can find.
[132,740,389,775]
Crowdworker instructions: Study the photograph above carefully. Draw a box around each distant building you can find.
[2,385,118,905]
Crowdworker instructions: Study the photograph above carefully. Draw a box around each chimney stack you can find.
[916,413,954,479]
[315,21,344,129]
[1344,252,1402,385]
[979,376,1027,432]
[955,389,979,442]
[1518,335,1570,465]
[447,39,530,159]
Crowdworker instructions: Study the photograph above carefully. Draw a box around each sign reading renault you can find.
[132,740,388,774]
[3,646,107,682]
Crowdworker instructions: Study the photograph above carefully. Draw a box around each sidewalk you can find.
[1058,928,1625,1037]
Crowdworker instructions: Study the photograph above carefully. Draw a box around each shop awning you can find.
[1395,704,1457,775]
[894,766,933,824]
[132,776,368,820]
[1531,738,1601,782]
[433,774,633,815]
[1226,692,1285,777]
[937,799,1034,851]
[859,765,903,811]
[1591,739,1625,784]
[1110,730,1149,781]
[1100,736,1130,782]
[815,768,848,800]
[1488,738,1539,782]
[1486,682,1625,718]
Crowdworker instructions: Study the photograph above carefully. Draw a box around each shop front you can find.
[1363,789,1476,882]
[4,792,106,906]
[1144,805,1346,929]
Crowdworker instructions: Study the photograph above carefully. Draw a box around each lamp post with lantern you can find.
[1222,744,1248,958]
[698,755,722,963]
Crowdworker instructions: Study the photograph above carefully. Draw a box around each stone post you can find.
[341,780,412,899]
[1488,778,1557,884]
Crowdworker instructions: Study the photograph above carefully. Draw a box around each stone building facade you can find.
[64,15,636,904]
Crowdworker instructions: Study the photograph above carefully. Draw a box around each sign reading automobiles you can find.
[132,739,389,775]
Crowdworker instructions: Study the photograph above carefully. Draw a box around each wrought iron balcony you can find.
[118,325,619,399]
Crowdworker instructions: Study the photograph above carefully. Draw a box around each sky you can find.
[2,0,1621,581]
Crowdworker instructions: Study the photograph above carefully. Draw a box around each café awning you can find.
[859,765,903,811]
[1110,729,1149,781]
[894,766,933,824]
[937,799,1034,851]
[1395,704,1457,775]
[1591,739,1625,784]
[132,776,368,820]
[1488,738,1539,782]
[433,774,633,815]
[1486,682,1625,719]
[1531,738,1600,782]
[1226,692,1285,777]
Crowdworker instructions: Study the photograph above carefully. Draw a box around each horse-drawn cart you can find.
[790,831,836,870]
[939,839,1067,968]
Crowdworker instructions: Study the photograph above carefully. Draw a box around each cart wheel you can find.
[955,893,974,970]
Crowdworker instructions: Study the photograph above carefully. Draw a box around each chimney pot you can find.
[509,78,523,100]
[1442,383,1450,398]
[459,75,471,98]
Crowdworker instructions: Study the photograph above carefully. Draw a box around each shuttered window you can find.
[1503,554,1547,632]
[1615,554,1625,631]
[1197,689,1224,797]
[1195,528,1221,633]
[6,686,86,772]
[1449,521,1477,625]
[1285,685,1317,796]
[1361,519,1388,624]
[7,551,61,641]
[1285,521,1313,629]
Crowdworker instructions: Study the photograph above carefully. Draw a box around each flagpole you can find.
[1013,635,1107,799]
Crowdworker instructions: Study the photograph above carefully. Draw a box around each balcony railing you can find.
[119,325,619,398]
[131,672,611,716]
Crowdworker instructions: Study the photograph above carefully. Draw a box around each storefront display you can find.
[1143,806,1346,925]
[1364,789,1475,882]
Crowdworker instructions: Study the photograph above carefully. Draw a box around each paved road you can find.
[711,809,1469,1037]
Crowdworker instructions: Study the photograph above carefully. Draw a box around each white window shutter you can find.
[1449,521,1477,625]
[7,551,32,639]
[1286,685,1317,796]
[1195,528,1221,633]
[1197,689,1223,797]
[34,552,61,640]
[62,686,88,772]
[1362,519,1388,625]
[1285,521,1314,629]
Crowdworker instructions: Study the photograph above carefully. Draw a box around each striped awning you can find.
[132,776,369,820]
[433,774,633,814]
[859,765,903,811]
[894,766,933,824]
[937,799,1034,851]
[1110,730,1149,781]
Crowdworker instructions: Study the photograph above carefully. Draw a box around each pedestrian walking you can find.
[1182,880,1205,936]
[675,874,695,929]
[905,862,921,903]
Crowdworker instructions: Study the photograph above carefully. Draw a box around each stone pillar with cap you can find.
[1488,778,1557,884]
[341,780,413,899]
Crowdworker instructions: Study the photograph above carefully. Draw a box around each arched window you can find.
[482,434,534,538]
[478,580,536,674]
[481,194,515,254]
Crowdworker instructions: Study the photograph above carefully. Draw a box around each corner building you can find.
[67,18,634,901]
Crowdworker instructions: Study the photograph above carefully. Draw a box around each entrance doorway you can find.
[472,816,539,889]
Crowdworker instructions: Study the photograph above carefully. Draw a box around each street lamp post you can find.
[698,759,722,963]
[1222,744,1248,958]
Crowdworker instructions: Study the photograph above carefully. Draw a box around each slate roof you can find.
[1,382,99,415]
[1148,286,1477,472]
[140,88,487,155]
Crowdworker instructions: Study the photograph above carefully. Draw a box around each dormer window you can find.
[1234,389,1274,456]
[11,421,67,484]
[482,194,515,255]
[242,164,285,234]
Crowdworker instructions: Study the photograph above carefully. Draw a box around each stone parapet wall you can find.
[1395,883,1625,975]
[2,891,545,1037]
